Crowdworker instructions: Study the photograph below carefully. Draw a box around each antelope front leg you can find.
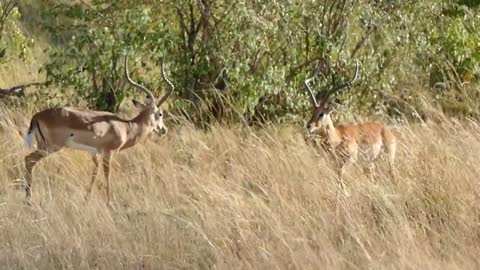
[337,143,358,197]
[364,143,382,179]
[339,143,358,178]
[337,157,355,197]
[85,154,100,201]
[386,142,397,180]
[102,152,113,204]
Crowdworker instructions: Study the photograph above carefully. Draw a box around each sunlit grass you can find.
[1,107,480,269]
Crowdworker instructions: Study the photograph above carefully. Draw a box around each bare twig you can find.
[0,82,45,98]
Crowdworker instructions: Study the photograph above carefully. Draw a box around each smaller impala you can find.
[304,60,396,179]
[23,52,174,202]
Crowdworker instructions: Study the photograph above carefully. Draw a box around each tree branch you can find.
[350,26,376,59]
[286,56,323,82]
[0,82,45,98]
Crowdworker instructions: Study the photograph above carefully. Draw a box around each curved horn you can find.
[325,59,361,98]
[303,75,320,108]
[157,57,175,106]
[125,52,155,101]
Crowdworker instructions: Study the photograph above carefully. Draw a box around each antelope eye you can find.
[154,111,162,120]
[317,112,324,118]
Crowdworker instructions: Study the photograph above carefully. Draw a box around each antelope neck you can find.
[126,112,153,142]
[322,116,341,146]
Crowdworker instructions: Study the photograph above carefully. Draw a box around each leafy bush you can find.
[0,1,33,62]
[44,1,173,112]
[38,0,480,123]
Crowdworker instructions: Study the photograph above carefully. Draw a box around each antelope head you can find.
[125,53,175,135]
[305,59,360,133]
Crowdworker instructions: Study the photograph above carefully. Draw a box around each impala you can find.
[23,53,175,203]
[304,60,396,180]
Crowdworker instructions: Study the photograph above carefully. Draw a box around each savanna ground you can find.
[1,104,480,269]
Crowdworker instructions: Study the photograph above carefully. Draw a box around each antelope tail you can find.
[24,117,45,149]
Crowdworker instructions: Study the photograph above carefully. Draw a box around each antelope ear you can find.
[132,99,146,109]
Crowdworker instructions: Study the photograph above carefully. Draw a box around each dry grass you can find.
[1,105,480,270]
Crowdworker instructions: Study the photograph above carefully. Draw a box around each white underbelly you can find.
[66,134,98,154]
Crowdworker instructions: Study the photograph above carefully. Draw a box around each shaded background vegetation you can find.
[1,0,480,123]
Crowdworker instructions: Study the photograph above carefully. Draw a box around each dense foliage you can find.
[0,0,32,62]
[21,0,480,123]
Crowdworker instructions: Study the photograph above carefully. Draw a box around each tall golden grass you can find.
[1,105,480,269]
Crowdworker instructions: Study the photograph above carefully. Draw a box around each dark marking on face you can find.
[154,111,163,120]
[132,99,141,107]
[316,111,325,119]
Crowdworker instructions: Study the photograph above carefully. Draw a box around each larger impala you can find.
[23,53,175,203]
[304,60,396,180]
